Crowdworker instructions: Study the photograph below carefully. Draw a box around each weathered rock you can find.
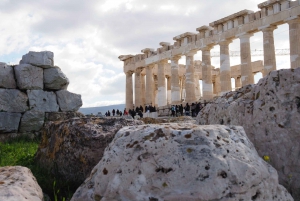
[0,89,29,112]
[35,117,144,188]
[20,51,54,68]
[19,110,45,132]
[27,90,59,112]
[45,111,85,122]
[0,62,16,89]
[196,68,300,199]
[56,90,82,112]
[0,112,21,133]
[141,116,197,124]
[44,66,69,90]
[71,124,293,201]
[0,166,43,201]
[14,64,43,90]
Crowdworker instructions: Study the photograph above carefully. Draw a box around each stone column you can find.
[261,26,277,76]
[287,18,300,69]
[185,51,197,103]
[239,33,254,86]
[181,76,186,101]
[157,60,168,107]
[146,65,154,105]
[202,47,213,100]
[134,68,142,108]
[235,77,242,89]
[171,56,181,104]
[219,40,232,94]
[141,72,146,107]
[195,74,201,100]
[167,76,171,105]
[125,71,133,110]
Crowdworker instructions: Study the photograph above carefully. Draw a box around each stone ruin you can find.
[0,51,82,141]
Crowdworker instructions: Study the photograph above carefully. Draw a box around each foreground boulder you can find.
[197,68,300,199]
[35,117,144,187]
[71,124,293,201]
[0,166,43,201]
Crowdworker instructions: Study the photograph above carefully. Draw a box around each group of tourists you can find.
[127,104,157,119]
[170,102,205,117]
[105,109,123,116]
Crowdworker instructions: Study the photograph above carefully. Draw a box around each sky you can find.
[0,0,292,107]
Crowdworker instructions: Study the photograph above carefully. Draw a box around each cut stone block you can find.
[44,66,69,90]
[0,112,21,133]
[20,110,45,132]
[20,51,54,68]
[56,90,82,112]
[0,89,29,112]
[0,62,16,89]
[27,90,59,112]
[15,64,43,90]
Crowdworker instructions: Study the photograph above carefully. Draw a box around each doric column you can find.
[195,74,201,100]
[287,18,300,69]
[185,50,197,103]
[157,59,168,107]
[261,25,277,76]
[181,76,186,101]
[235,77,242,89]
[141,72,146,107]
[134,68,143,108]
[145,64,154,105]
[239,33,254,86]
[125,71,133,110]
[167,76,171,105]
[219,40,232,94]
[202,47,213,100]
[171,56,181,104]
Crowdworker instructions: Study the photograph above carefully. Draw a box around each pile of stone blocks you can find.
[0,51,82,138]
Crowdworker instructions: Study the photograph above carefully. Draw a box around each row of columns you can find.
[125,18,300,110]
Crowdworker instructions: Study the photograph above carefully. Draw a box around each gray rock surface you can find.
[27,90,59,112]
[0,166,44,201]
[44,66,69,90]
[0,62,16,89]
[19,110,45,132]
[196,68,300,199]
[0,89,28,112]
[35,117,144,188]
[56,90,82,112]
[0,112,22,133]
[15,64,43,90]
[21,51,53,68]
[71,124,293,201]
[45,111,85,122]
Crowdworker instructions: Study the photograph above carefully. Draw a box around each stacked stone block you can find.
[0,51,82,136]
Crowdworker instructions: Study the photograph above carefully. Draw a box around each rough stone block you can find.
[45,111,85,122]
[44,66,69,90]
[56,90,82,112]
[15,64,43,90]
[0,112,22,133]
[0,89,29,112]
[20,51,54,68]
[0,166,44,201]
[20,110,45,132]
[0,62,16,89]
[27,90,59,112]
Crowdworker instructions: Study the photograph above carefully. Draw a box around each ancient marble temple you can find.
[119,0,300,110]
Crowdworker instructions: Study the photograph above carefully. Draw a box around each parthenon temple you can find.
[119,0,300,110]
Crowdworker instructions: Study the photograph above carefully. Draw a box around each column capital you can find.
[146,64,155,69]
[158,59,168,65]
[126,71,133,76]
[185,50,198,57]
[171,55,181,61]
[135,68,144,74]
[258,25,277,32]
[236,32,254,38]
[219,40,233,46]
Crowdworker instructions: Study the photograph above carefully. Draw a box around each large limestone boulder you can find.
[14,64,43,90]
[19,110,45,132]
[71,124,293,201]
[44,66,69,90]
[0,89,29,112]
[0,62,16,89]
[0,112,21,133]
[20,51,54,68]
[35,117,144,187]
[56,90,82,112]
[0,166,43,201]
[196,68,300,199]
[27,90,59,112]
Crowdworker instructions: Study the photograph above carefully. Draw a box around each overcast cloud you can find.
[0,0,291,107]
